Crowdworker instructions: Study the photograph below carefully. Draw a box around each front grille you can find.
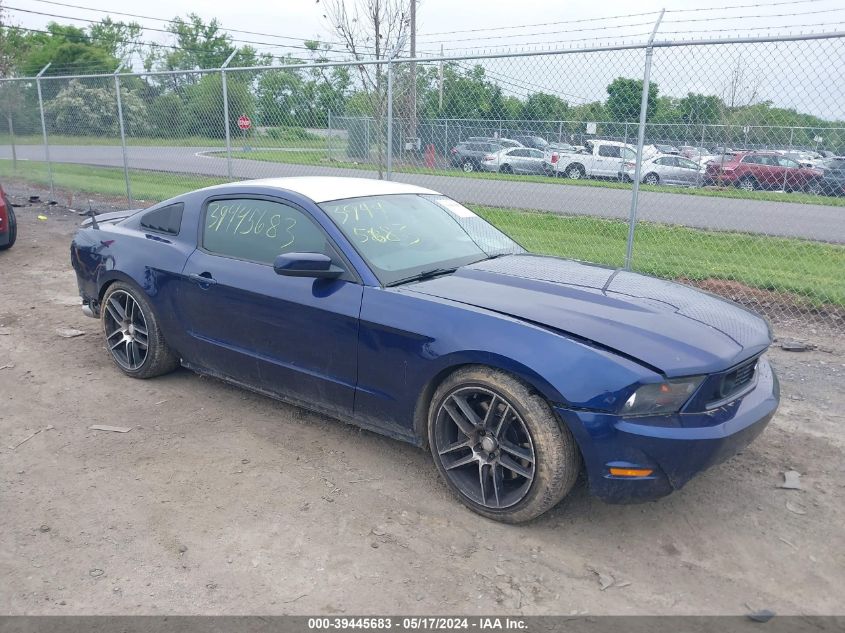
[716,357,758,402]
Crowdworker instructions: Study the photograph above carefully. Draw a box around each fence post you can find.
[782,127,795,192]
[35,63,54,201]
[113,64,133,209]
[624,9,664,271]
[386,59,394,180]
[327,110,333,161]
[220,51,238,181]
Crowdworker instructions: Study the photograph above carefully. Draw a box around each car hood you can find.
[405,255,771,377]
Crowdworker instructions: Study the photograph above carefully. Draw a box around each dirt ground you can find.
[1,183,844,616]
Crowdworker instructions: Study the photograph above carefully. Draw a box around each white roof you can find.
[241,176,438,203]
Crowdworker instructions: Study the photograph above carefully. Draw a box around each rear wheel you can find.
[565,164,585,180]
[738,177,757,192]
[101,282,179,379]
[428,366,581,523]
[805,179,822,196]
[0,197,15,251]
[643,172,660,186]
[462,160,476,173]
[499,164,513,174]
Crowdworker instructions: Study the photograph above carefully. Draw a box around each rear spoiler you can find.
[80,209,141,227]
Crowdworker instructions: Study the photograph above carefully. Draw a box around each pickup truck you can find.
[547,140,637,180]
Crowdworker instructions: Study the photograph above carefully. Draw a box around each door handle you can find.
[189,272,217,287]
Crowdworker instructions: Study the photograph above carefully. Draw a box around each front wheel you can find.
[805,180,822,196]
[101,281,179,379]
[462,160,476,173]
[643,172,660,186]
[0,197,15,251]
[738,177,756,192]
[428,366,581,523]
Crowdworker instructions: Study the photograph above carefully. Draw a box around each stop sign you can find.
[237,115,251,130]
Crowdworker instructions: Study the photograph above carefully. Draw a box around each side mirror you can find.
[273,252,343,279]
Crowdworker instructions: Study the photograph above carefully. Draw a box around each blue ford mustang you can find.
[70,177,779,522]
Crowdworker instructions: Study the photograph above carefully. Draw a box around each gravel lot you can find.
[1,184,844,616]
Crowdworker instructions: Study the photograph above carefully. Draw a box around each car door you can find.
[675,157,703,185]
[176,195,363,417]
[525,148,546,174]
[776,155,802,190]
[595,144,621,177]
[506,148,528,172]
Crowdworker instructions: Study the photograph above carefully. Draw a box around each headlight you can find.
[621,376,705,416]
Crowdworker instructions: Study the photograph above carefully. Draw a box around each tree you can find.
[321,0,411,176]
[606,77,658,122]
[522,93,569,122]
[18,23,118,79]
[88,17,143,66]
[182,73,253,138]
[44,78,149,136]
[677,93,723,126]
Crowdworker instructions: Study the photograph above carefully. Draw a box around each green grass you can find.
[0,159,227,201]
[473,206,845,305]
[2,159,842,306]
[0,133,337,150]
[221,149,845,208]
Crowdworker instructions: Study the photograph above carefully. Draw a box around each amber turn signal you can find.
[609,467,654,477]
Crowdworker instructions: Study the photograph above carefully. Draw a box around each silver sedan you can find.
[481,147,551,175]
[622,154,706,186]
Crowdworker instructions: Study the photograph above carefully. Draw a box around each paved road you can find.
[3,144,843,242]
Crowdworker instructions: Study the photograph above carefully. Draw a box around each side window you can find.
[510,149,527,157]
[202,198,329,265]
[598,145,621,158]
[741,155,758,164]
[140,202,183,235]
[529,149,543,158]
[678,158,698,169]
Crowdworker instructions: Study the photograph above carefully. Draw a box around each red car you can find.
[0,184,16,251]
[705,151,824,194]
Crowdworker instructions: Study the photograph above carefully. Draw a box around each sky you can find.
[5,0,845,119]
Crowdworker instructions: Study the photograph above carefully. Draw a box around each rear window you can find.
[140,203,183,235]
[598,145,621,158]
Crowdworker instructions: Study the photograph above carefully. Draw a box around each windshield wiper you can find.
[386,267,458,287]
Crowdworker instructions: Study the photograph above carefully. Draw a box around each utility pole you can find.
[438,44,444,111]
[409,0,417,146]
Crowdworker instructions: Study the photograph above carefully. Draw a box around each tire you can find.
[427,366,581,523]
[499,164,513,174]
[643,172,660,186]
[565,164,585,180]
[462,160,476,173]
[101,281,179,379]
[805,179,822,196]
[738,177,757,192]
[0,197,16,251]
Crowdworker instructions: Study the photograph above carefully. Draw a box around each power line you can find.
[418,20,658,45]
[664,5,845,24]
[25,0,347,48]
[5,24,343,67]
[663,20,845,35]
[419,10,662,37]
[666,0,828,13]
[417,0,829,38]
[435,31,653,53]
[4,5,344,55]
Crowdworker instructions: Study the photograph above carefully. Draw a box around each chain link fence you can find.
[1,33,843,329]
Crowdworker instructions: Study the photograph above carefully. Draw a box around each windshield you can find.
[819,158,845,170]
[320,194,525,285]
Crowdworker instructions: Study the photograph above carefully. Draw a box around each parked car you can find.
[549,140,636,179]
[464,136,522,148]
[817,156,845,196]
[449,141,503,172]
[512,135,550,150]
[704,151,824,193]
[620,154,706,186]
[781,151,821,168]
[70,176,778,523]
[654,144,680,155]
[680,146,710,160]
[0,184,16,251]
[481,147,551,175]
